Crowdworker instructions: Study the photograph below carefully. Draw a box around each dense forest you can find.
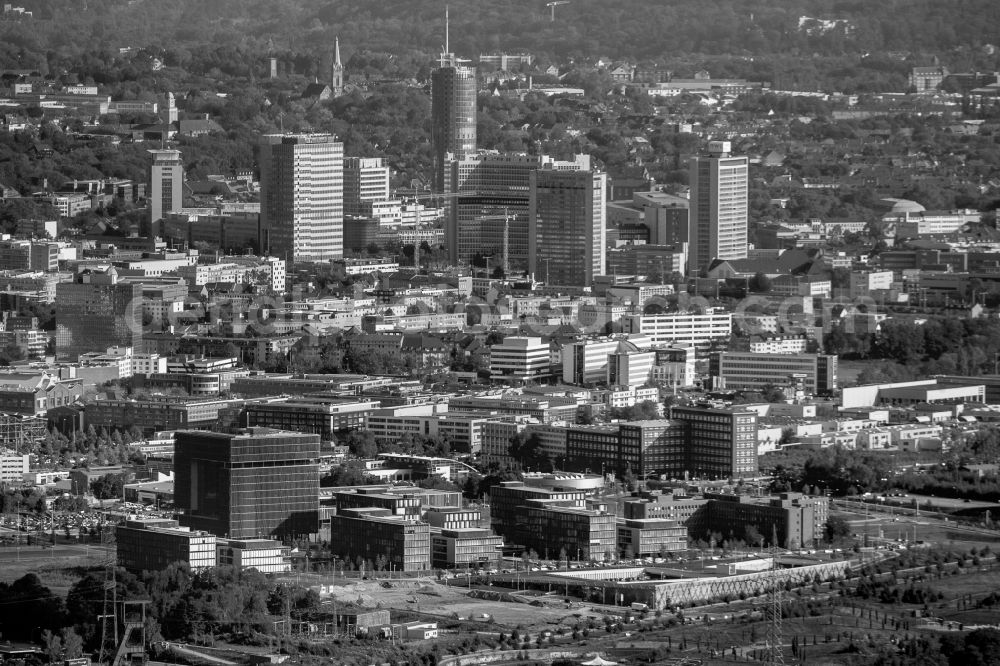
[3,0,1000,70]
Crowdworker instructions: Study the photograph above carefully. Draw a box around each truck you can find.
[630,602,649,612]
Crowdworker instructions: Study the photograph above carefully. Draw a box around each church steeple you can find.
[332,36,344,96]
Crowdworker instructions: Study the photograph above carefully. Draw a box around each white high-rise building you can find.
[259,134,344,262]
[529,167,606,287]
[343,157,389,217]
[149,149,184,223]
[688,141,748,273]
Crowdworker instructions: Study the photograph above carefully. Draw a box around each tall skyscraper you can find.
[149,149,183,223]
[175,428,320,540]
[259,133,344,262]
[55,267,142,361]
[445,152,589,269]
[431,9,476,191]
[332,36,345,96]
[688,140,748,274]
[529,167,607,287]
[343,157,390,217]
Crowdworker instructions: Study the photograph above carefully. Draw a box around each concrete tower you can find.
[259,133,344,262]
[148,149,183,223]
[687,141,748,274]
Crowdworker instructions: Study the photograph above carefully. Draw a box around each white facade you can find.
[606,351,656,387]
[849,271,894,297]
[260,134,344,262]
[688,141,748,272]
[489,336,550,382]
[343,157,390,217]
[625,311,732,351]
[216,538,291,573]
[0,449,28,483]
[748,337,810,354]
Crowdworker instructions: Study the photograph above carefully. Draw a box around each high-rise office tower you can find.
[431,9,476,192]
[175,428,320,540]
[688,140,748,274]
[445,152,590,270]
[332,36,344,96]
[343,157,390,217]
[259,133,344,262]
[529,167,607,287]
[55,267,142,361]
[149,149,183,223]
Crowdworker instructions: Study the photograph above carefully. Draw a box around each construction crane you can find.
[546,0,569,21]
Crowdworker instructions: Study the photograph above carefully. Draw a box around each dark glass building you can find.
[175,428,320,540]
[55,267,142,361]
[431,57,477,191]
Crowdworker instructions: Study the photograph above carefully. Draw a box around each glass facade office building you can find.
[175,428,320,540]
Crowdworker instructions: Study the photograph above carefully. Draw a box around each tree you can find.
[824,516,852,544]
[760,383,786,403]
[749,272,772,293]
[745,524,764,550]
[508,432,551,472]
[90,473,125,499]
[61,627,84,659]
[343,430,378,458]
[42,630,62,662]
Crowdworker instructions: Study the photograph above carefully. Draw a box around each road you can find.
[0,543,109,562]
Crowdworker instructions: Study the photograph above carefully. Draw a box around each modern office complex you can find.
[116,518,217,573]
[174,428,320,540]
[490,479,617,561]
[489,480,590,538]
[709,352,838,396]
[55,267,142,361]
[623,490,829,550]
[688,141,748,273]
[259,133,344,262]
[489,336,551,383]
[343,157,390,217]
[617,518,687,556]
[529,168,607,287]
[329,507,432,571]
[565,417,745,480]
[670,405,758,478]
[624,310,733,354]
[215,538,291,573]
[149,149,184,223]
[445,152,590,269]
[561,335,653,385]
[431,528,504,569]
